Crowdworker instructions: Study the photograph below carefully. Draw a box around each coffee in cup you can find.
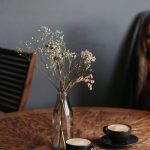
[103,124,131,144]
[66,138,96,150]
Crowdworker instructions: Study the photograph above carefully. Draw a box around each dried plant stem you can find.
[58,98,65,150]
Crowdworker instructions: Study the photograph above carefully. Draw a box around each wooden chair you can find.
[0,48,36,112]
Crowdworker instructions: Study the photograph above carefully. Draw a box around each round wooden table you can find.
[0,107,149,150]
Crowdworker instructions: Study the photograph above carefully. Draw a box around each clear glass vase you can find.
[52,92,73,150]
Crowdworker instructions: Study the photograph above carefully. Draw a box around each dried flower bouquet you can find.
[18,26,96,93]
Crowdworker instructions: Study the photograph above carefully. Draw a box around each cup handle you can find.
[103,125,108,135]
[90,144,96,150]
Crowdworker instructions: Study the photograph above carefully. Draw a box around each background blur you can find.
[0,0,150,110]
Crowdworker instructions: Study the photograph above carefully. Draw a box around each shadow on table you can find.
[32,145,53,150]
[91,138,127,149]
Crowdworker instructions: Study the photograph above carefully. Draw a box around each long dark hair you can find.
[139,15,150,54]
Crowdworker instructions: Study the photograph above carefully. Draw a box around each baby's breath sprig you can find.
[18,26,96,92]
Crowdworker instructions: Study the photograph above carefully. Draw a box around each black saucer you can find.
[100,134,138,148]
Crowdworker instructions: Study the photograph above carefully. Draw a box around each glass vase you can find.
[52,92,73,150]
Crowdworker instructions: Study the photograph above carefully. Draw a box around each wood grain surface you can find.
[0,107,149,150]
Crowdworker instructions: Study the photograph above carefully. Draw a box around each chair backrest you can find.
[0,48,36,112]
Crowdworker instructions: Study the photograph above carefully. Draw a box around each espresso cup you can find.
[103,124,131,144]
[66,138,96,150]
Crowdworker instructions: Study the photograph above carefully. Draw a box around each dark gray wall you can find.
[0,0,150,110]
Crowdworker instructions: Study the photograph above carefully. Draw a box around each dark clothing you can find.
[120,11,150,110]
[139,71,150,110]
